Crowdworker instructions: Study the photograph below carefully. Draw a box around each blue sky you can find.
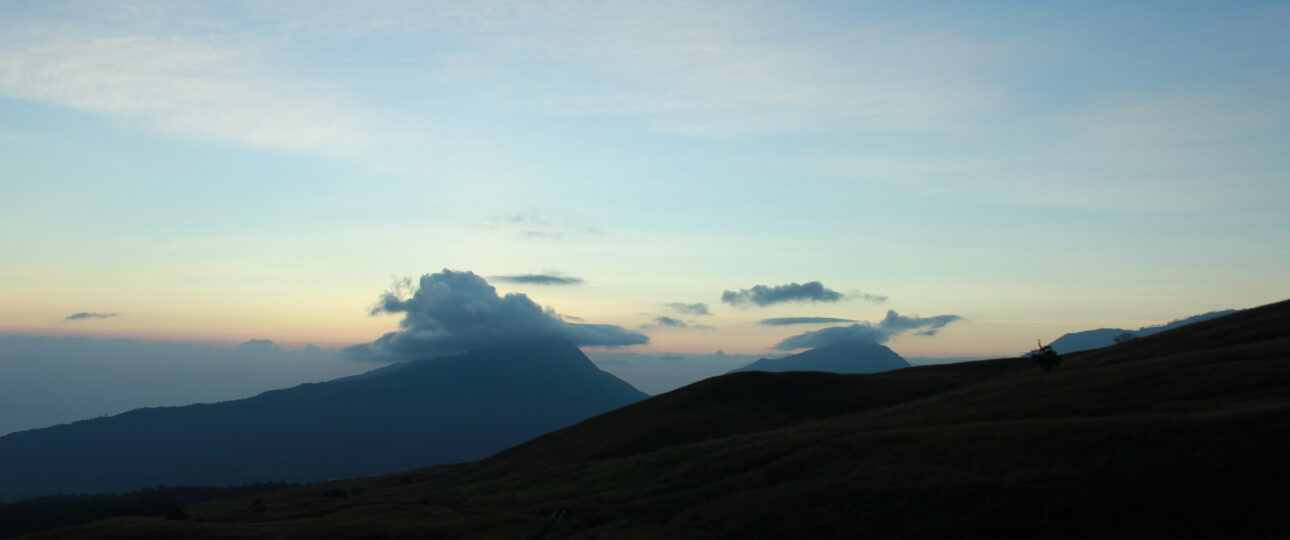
[2,1,1288,359]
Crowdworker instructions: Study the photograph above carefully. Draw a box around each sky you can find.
[3,0,1288,373]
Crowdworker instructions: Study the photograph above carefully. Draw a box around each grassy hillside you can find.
[23,300,1290,539]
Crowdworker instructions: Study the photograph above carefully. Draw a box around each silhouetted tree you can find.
[1113,332,1139,347]
[1026,340,1062,374]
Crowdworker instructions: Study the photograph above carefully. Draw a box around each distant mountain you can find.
[1049,309,1238,354]
[0,338,646,502]
[33,302,1288,539]
[729,339,910,374]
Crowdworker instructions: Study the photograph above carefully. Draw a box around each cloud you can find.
[641,316,687,329]
[479,213,552,228]
[773,310,962,351]
[759,317,856,326]
[237,339,282,353]
[477,212,604,241]
[640,315,713,330]
[653,316,688,328]
[64,312,118,321]
[851,292,889,303]
[491,273,584,286]
[664,302,712,316]
[521,230,564,240]
[346,269,647,361]
[0,34,365,155]
[402,2,999,136]
[721,281,853,307]
[877,311,963,337]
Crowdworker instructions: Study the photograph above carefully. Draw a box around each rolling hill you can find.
[0,338,646,502]
[19,300,1290,539]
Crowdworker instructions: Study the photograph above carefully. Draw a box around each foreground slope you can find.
[29,300,1290,539]
[0,339,646,502]
[729,338,911,374]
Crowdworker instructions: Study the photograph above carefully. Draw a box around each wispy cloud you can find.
[664,302,712,316]
[759,317,855,326]
[492,273,584,286]
[642,316,687,329]
[476,212,604,241]
[819,82,1290,212]
[850,292,889,303]
[0,33,368,154]
[63,312,119,321]
[0,1,1003,157]
[640,316,713,330]
[414,2,1000,136]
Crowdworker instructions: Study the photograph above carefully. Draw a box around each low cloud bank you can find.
[347,269,647,361]
[774,310,962,350]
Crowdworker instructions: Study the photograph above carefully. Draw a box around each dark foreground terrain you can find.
[0,484,290,539]
[21,300,1290,539]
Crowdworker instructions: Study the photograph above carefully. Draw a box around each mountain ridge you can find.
[1048,309,1238,354]
[28,298,1286,539]
[0,338,646,502]
[16,300,1290,538]
[729,338,911,374]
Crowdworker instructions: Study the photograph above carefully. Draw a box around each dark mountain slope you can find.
[478,355,1023,476]
[0,339,645,502]
[729,338,910,374]
[25,299,1290,539]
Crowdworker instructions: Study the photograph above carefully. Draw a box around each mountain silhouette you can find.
[729,338,910,374]
[0,338,646,502]
[25,299,1287,539]
[1048,309,1237,354]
